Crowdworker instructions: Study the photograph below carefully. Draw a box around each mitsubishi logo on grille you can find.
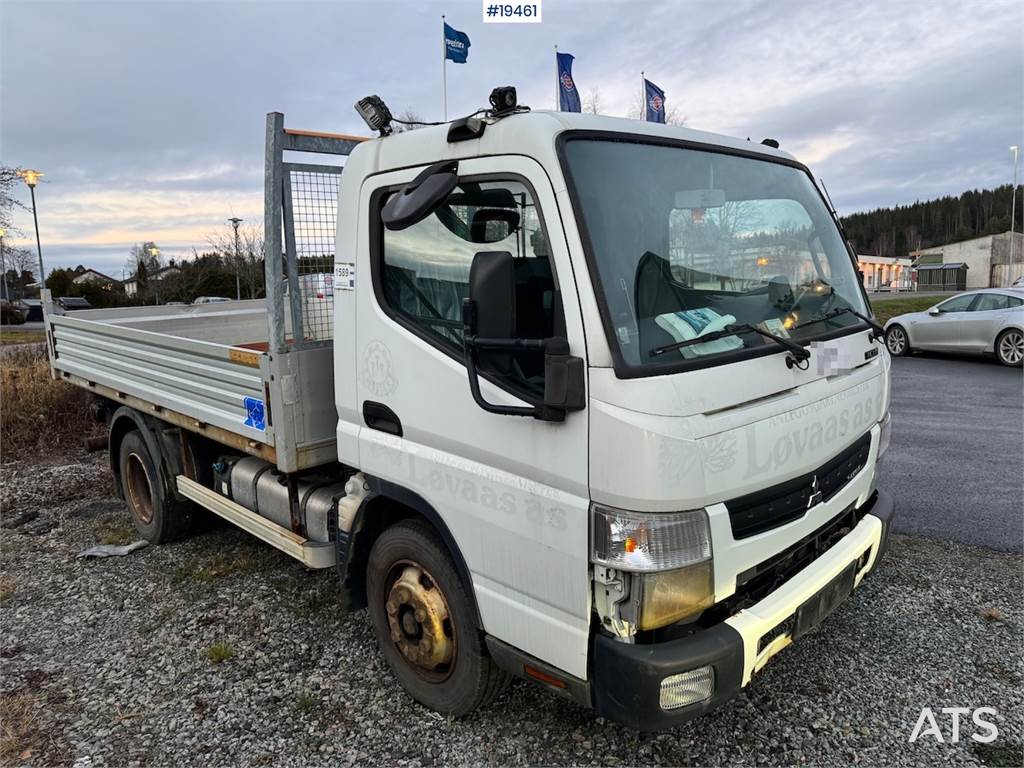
[807,475,823,509]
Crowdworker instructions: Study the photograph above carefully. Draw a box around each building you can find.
[857,255,914,292]
[71,268,116,287]
[122,264,181,298]
[912,231,1023,289]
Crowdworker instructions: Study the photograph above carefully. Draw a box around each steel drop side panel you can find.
[45,298,337,472]
[48,305,273,441]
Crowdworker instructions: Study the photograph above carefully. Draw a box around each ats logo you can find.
[909,707,998,744]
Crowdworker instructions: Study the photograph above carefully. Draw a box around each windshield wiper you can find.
[793,306,884,338]
[650,323,811,364]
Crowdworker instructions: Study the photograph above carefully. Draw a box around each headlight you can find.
[591,504,711,572]
[637,564,714,630]
[878,411,892,459]
[591,504,714,631]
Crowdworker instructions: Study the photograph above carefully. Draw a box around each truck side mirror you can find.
[381,160,459,231]
[461,251,585,422]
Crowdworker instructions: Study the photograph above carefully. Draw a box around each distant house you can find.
[857,255,914,292]
[72,268,116,287]
[122,264,181,298]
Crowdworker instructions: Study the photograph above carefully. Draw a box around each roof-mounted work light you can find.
[355,96,394,137]
[488,86,519,116]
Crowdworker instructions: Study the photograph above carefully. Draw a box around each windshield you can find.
[561,137,869,374]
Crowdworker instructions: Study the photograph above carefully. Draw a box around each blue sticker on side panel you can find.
[243,397,266,431]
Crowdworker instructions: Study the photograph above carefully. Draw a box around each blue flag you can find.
[556,52,581,113]
[444,22,470,63]
[644,78,666,123]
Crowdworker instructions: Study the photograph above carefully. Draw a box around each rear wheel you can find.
[885,325,910,356]
[118,430,193,543]
[995,329,1024,367]
[366,519,510,717]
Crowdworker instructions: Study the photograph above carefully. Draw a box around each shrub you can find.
[0,346,101,458]
[0,302,25,325]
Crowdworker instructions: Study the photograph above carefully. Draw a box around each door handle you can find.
[363,401,403,437]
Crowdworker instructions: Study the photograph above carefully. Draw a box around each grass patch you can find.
[868,296,941,325]
[0,690,41,762]
[295,691,317,714]
[0,329,46,346]
[94,515,137,547]
[171,552,264,585]
[978,606,1005,622]
[0,345,102,456]
[974,742,1024,767]
[205,642,234,664]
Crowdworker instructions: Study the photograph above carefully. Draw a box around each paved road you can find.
[880,352,1023,551]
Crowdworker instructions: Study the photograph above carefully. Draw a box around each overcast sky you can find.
[1,0,1021,277]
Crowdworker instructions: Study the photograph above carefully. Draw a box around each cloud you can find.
[1,0,1021,275]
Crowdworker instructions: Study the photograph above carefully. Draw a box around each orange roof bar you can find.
[284,128,370,143]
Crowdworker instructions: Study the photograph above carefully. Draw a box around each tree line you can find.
[841,184,1021,259]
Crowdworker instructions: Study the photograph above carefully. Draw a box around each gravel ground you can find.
[1,454,1021,767]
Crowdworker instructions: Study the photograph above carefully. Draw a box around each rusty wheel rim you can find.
[384,560,456,683]
[125,452,154,525]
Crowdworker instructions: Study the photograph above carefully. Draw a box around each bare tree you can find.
[126,241,162,276]
[582,88,604,115]
[206,222,265,299]
[628,93,687,126]
[0,165,28,234]
[394,110,426,133]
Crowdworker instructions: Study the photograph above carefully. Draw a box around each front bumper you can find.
[591,488,895,731]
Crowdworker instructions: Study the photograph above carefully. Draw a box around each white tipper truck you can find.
[44,91,895,729]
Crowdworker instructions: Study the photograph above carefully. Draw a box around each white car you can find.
[192,296,232,304]
[884,288,1024,366]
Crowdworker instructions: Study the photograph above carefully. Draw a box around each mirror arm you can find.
[462,299,539,418]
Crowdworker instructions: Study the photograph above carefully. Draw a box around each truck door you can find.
[354,156,591,679]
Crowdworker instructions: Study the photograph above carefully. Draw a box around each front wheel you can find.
[366,519,510,717]
[995,329,1024,367]
[885,325,910,357]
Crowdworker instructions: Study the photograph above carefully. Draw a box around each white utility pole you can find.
[1010,145,1019,284]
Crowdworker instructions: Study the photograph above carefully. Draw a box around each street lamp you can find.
[1010,146,1019,283]
[228,217,243,300]
[18,169,45,292]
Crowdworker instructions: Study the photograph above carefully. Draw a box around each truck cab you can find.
[333,107,894,727]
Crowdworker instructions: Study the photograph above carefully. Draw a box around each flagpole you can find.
[554,45,559,111]
[442,15,448,121]
[640,71,645,121]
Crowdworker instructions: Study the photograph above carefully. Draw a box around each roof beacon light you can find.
[355,96,394,137]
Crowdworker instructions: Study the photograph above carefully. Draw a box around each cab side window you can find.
[378,178,561,397]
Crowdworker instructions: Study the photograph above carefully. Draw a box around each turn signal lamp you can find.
[591,505,710,572]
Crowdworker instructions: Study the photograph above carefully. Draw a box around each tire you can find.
[885,325,910,357]
[366,519,510,717]
[118,430,193,543]
[995,328,1024,367]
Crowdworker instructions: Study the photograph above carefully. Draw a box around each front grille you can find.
[727,431,872,539]
[699,499,873,626]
